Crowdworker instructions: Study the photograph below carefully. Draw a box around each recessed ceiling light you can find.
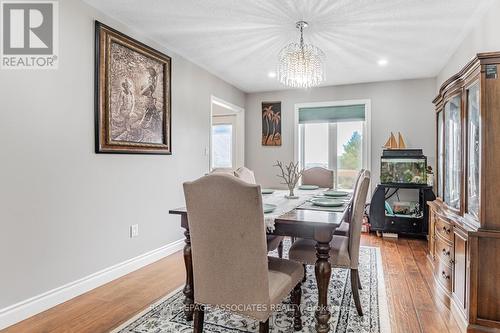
[268,71,277,78]
[378,59,388,66]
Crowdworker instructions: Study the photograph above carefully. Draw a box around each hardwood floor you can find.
[1,234,462,333]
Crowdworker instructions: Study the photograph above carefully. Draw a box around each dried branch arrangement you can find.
[274,160,303,197]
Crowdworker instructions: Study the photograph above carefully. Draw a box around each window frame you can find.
[294,99,371,186]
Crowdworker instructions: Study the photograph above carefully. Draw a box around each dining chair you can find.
[288,170,371,316]
[334,168,365,237]
[234,166,285,258]
[301,167,334,189]
[183,174,304,332]
[234,166,257,184]
[209,168,235,176]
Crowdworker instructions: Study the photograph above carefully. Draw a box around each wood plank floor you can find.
[2,234,462,333]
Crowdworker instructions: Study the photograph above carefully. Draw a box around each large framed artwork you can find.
[95,21,171,154]
[262,101,281,146]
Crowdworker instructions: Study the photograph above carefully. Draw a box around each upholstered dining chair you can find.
[183,174,304,332]
[209,168,235,176]
[234,166,257,184]
[334,169,366,237]
[288,170,371,316]
[301,167,334,188]
[234,166,285,258]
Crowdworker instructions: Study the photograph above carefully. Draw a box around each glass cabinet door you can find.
[444,95,461,210]
[437,110,444,198]
[467,83,480,219]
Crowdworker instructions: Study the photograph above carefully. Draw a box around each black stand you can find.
[369,183,436,237]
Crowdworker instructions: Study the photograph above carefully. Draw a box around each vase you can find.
[285,187,299,199]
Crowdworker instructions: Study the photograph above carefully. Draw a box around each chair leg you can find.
[357,269,362,290]
[351,269,363,316]
[277,240,283,259]
[259,319,269,333]
[291,282,303,331]
[193,304,205,332]
[302,264,307,283]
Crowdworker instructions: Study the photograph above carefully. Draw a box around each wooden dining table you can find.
[169,193,350,333]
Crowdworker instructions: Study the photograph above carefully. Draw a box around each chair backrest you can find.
[234,166,256,184]
[209,168,235,176]
[183,174,270,310]
[348,170,371,269]
[346,169,366,223]
[302,167,334,188]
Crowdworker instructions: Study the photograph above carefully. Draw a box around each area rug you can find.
[111,239,390,333]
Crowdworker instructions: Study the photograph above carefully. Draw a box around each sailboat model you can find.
[383,132,407,149]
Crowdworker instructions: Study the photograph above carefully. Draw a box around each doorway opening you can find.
[210,96,245,171]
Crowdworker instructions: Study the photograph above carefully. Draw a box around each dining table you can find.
[169,188,351,333]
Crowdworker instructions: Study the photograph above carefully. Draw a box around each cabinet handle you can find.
[391,221,395,225]
[441,271,450,280]
[442,248,450,256]
[442,226,451,234]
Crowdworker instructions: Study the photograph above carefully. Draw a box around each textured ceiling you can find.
[84,0,493,92]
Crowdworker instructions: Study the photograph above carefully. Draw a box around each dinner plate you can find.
[263,203,277,213]
[324,190,349,197]
[310,198,344,207]
[261,189,275,194]
[298,185,319,190]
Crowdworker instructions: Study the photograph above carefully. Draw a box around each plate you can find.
[261,189,275,194]
[299,185,319,190]
[310,198,344,207]
[324,190,349,197]
[263,203,277,213]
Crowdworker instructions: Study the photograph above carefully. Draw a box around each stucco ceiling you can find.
[84,0,493,93]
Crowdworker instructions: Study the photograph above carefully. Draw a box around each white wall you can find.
[0,0,244,313]
[245,78,436,188]
[437,0,500,86]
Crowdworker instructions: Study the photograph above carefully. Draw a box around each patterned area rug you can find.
[112,239,390,333]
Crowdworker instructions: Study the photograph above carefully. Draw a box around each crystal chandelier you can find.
[277,21,325,88]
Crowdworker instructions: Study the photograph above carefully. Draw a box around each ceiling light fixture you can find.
[378,59,388,66]
[277,21,325,88]
[268,71,277,78]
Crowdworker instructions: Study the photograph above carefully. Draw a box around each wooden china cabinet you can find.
[429,52,500,332]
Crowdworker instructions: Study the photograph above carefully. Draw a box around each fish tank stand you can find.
[369,183,436,237]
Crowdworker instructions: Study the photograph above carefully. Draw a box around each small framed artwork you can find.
[95,21,171,154]
[262,101,281,146]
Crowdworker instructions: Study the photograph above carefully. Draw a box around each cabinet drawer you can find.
[434,257,452,292]
[435,216,453,242]
[435,234,453,266]
[384,218,423,234]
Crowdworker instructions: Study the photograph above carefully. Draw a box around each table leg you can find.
[182,228,194,321]
[315,238,332,332]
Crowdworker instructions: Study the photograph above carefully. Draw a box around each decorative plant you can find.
[274,161,303,197]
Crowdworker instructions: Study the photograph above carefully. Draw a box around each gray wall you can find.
[245,78,437,188]
[437,0,500,86]
[0,0,244,308]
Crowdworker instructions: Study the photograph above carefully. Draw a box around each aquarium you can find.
[380,154,427,184]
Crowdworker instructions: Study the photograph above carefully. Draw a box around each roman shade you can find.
[298,104,365,123]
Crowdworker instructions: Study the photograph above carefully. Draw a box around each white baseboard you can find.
[0,239,184,330]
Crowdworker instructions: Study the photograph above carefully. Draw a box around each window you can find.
[298,104,368,189]
[211,123,233,169]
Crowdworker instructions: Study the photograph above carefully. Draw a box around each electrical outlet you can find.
[130,224,139,238]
